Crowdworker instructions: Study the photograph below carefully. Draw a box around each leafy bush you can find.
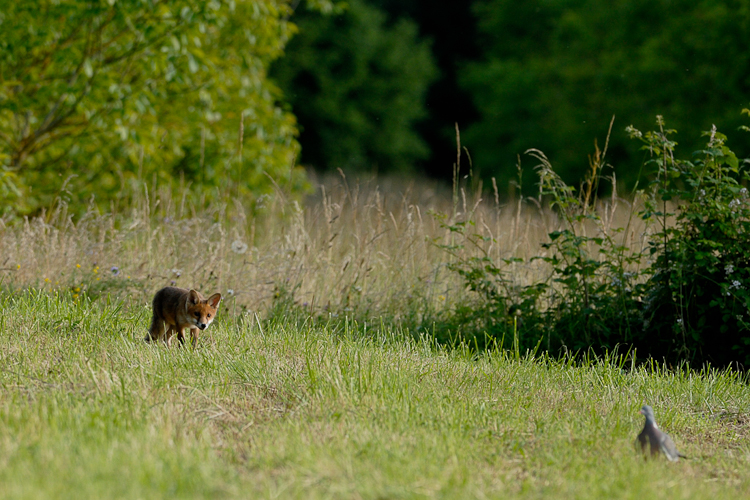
[431,135,647,357]
[632,117,750,366]
[0,0,337,214]
[531,143,647,354]
[435,117,750,367]
[427,213,548,354]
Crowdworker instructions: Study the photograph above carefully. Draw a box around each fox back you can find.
[146,286,222,347]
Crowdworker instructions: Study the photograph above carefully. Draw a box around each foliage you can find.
[432,136,647,356]
[631,117,750,366]
[435,116,750,367]
[462,0,750,190]
[0,0,336,214]
[427,213,547,354]
[531,144,647,353]
[271,0,437,173]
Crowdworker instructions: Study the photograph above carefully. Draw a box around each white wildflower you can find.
[231,240,248,254]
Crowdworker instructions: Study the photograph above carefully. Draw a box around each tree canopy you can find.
[5,0,750,210]
[462,0,750,190]
[0,0,335,213]
[271,0,437,174]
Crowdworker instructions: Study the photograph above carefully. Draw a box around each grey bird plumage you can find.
[637,405,685,461]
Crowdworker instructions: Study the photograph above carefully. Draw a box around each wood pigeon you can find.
[637,404,686,461]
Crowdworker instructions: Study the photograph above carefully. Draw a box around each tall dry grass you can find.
[0,170,653,323]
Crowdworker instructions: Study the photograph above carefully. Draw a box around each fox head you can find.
[186,290,222,330]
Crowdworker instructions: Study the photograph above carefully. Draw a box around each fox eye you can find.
[194,312,200,317]
[207,314,212,318]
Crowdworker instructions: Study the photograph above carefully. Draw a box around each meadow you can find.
[1,290,749,499]
[1,173,749,498]
[0,169,649,341]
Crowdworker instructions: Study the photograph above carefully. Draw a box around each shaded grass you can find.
[1,290,749,498]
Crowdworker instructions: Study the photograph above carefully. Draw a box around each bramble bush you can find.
[633,118,750,366]
[429,133,646,356]
[430,116,750,367]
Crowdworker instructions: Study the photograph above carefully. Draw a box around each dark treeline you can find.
[369,0,480,179]
[274,0,750,193]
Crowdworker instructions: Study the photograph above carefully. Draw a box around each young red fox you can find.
[145,286,222,348]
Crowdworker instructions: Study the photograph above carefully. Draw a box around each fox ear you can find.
[187,290,201,305]
[207,293,222,308]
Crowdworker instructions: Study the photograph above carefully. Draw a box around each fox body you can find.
[145,286,222,347]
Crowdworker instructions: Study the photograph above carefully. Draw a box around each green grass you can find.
[1,290,749,499]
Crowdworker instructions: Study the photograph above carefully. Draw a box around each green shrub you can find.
[0,0,337,214]
[435,116,750,367]
[632,117,750,366]
[431,134,647,357]
[428,214,549,355]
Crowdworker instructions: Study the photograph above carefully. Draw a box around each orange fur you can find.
[145,286,221,348]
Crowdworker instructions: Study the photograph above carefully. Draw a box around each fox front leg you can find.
[190,327,200,348]
[166,326,181,347]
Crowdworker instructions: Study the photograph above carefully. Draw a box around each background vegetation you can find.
[0,0,338,213]
[462,0,750,188]
[5,0,750,205]
[271,0,437,174]
[276,0,750,190]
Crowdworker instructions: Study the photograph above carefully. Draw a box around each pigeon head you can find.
[640,405,655,421]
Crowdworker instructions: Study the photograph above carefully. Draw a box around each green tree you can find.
[462,0,750,191]
[271,0,437,173]
[0,0,335,213]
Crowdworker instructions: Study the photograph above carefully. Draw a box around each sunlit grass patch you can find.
[1,291,749,498]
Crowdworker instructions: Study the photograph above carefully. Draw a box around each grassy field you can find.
[1,290,749,499]
[0,175,747,498]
